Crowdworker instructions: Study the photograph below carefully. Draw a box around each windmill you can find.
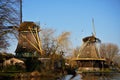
[15,21,43,57]
[77,18,101,58]
[73,19,106,73]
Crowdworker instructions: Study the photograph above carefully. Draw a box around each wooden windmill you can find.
[77,19,102,59]
[15,21,43,57]
[73,19,106,73]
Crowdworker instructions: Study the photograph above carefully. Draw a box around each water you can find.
[61,73,120,80]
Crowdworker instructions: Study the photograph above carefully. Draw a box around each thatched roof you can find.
[18,21,40,31]
[3,58,24,66]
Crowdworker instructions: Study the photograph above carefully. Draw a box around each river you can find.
[61,72,120,80]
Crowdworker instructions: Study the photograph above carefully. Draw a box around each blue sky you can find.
[8,0,120,53]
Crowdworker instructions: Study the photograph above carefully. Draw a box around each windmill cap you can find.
[18,21,40,31]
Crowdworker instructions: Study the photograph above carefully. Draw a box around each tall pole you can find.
[20,0,22,24]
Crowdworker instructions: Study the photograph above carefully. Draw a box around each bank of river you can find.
[0,73,120,80]
[81,72,120,80]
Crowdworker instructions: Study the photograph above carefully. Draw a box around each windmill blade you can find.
[92,18,96,36]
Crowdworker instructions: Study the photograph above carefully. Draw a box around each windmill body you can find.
[15,21,42,57]
[73,35,106,73]
[73,20,109,73]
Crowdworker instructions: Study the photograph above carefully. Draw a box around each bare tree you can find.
[0,0,20,50]
[41,28,71,71]
[57,32,71,51]
[99,43,119,64]
[0,0,20,26]
[41,28,55,56]
[41,28,71,56]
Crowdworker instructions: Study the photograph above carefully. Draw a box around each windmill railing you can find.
[72,58,106,61]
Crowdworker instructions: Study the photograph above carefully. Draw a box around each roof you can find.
[82,36,96,42]
[18,21,40,31]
